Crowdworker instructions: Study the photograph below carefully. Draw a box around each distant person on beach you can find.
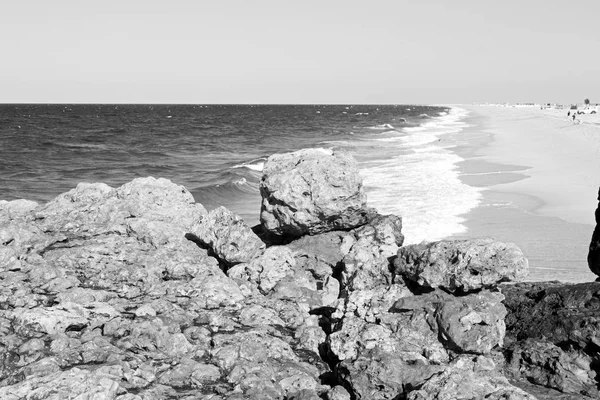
[567,111,571,117]
[573,113,577,122]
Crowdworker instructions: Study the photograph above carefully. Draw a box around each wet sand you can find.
[449,105,599,282]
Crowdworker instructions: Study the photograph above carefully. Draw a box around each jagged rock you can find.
[190,206,266,266]
[407,355,537,400]
[502,281,600,349]
[339,234,392,293]
[391,290,506,355]
[0,199,38,218]
[156,357,221,388]
[2,171,584,399]
[229,244,342,311]
[502,281,600,398]
[331,290,452,399]
[287,231,348,279]
[228,246,296,294]
[0,177,251,398]
[34,178,207,239]
[435,290,507,354]
[394,238,529,292]
[326,386,351,400]
[352,214,404,258]
[332,283,412,323]
[505,338,598,397]
[210,328,324,398]
[589,187,600,276]
[336,348,444,400]
[0,366,123,399]
[259,148,372,237]
[12,303,91,336]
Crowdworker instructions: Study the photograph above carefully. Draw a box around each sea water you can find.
[0,104,479,244]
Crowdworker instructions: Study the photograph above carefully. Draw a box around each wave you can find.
[367,123,395,130]
[52,142,111,151]
[358,106,480,244]
[231,157,268,172]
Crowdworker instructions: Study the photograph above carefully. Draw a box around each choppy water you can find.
[0,104,480,243]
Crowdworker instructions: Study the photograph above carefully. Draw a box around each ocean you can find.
[0,104,480,244]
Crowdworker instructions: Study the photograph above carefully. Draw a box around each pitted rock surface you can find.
[259,148,371,237]
[394,238,529,292]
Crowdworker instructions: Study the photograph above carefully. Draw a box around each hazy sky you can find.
[2,0,598,104]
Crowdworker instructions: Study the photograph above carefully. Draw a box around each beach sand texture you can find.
[451,105,600,282]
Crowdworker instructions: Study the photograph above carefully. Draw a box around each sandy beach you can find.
[450,105,600,282]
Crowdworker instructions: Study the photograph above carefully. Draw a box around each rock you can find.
[326,386,351,400]
[0,199,38,218]
[588,187,600,276]
[156,357,221,388]
[407,356,537,400]
[190,206,266,266]
[332,283,412,323]
[287,231,349,279]
[339,233,393,293]
[502,281,600,349]
[502,281,600,397]
[351,214,404,258]
[210,328,323,398]
[336,348,443,400]
[12,303,91,336]
[331,288,453,399]
[435,290,507,354]
[259,149,371,237]
[506,338,599,397]
[0,366,122,399]
[394,238,529,292]
[34,178,207,239]
[173,268,246,309]
[391,290,506,355]
[3,171,581,399]
[228,246,296,294]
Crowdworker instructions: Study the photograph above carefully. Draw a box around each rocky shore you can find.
[0,148,598,399]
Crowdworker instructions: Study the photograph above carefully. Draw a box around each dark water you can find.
[0,104,446,221]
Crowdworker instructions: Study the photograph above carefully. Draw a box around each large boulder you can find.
[394,238,529,293]
[589,187,600,276]
[259,148,371,237]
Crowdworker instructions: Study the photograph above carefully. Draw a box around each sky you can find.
[1,0,599,104]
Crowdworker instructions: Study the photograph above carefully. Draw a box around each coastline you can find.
[448,105,598,282]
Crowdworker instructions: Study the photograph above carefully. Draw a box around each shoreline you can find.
[448,105,598,282]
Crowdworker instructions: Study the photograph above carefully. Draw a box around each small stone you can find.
[135,304,157,318]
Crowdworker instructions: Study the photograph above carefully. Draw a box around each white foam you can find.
[367,123,395,130]
[231,158,267,172]
[359,106,481,244]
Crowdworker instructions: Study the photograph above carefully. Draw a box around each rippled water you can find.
[0,104,479,243]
